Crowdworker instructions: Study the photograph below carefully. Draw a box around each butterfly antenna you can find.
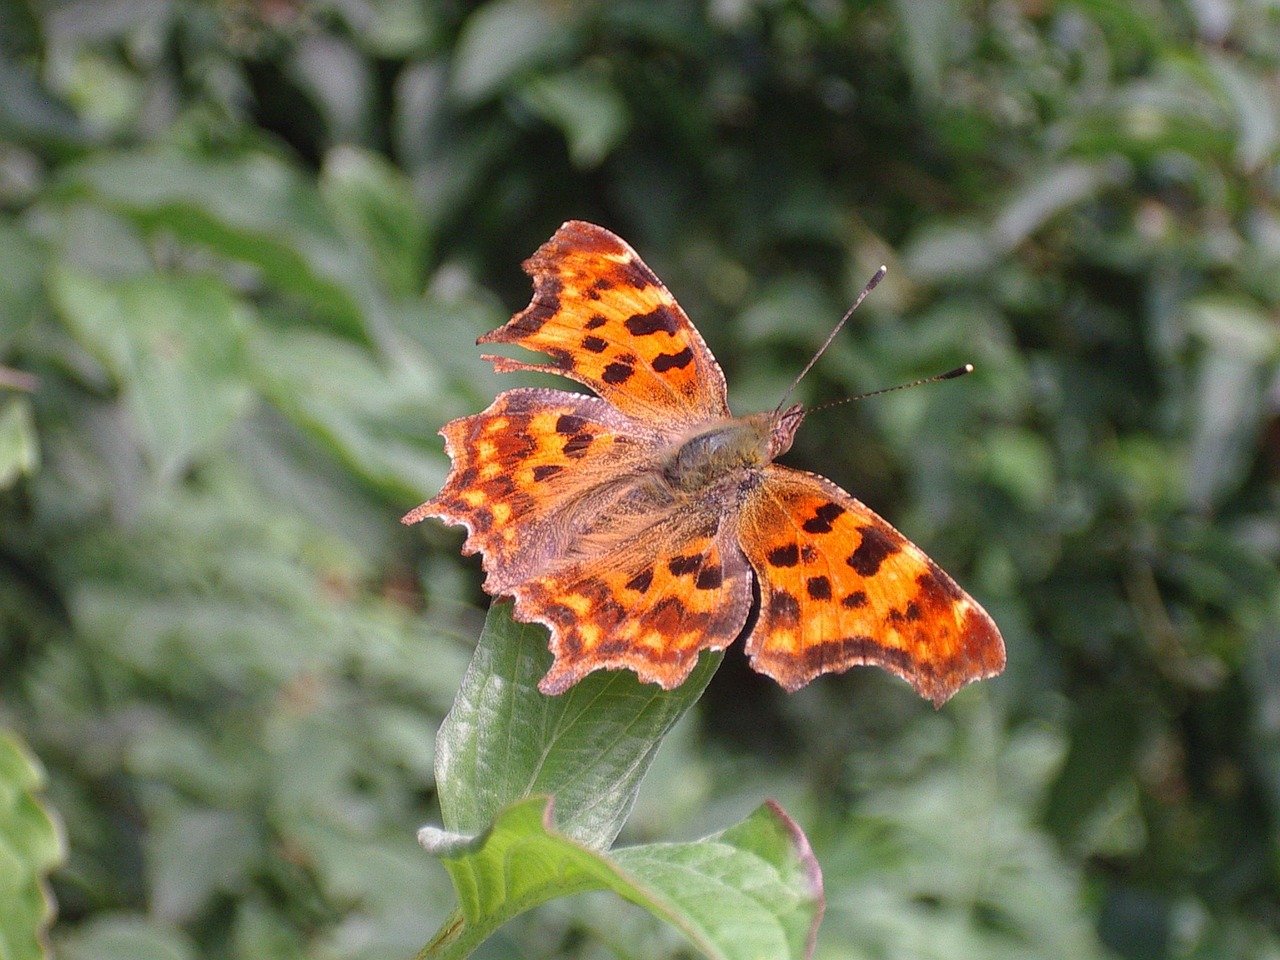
[776,265,887,414]
[807,364,975,415]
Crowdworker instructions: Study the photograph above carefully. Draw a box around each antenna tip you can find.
[941,364,974,380]
[861,265,888,294]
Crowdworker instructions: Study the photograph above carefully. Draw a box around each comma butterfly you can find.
[404,221,1005,705]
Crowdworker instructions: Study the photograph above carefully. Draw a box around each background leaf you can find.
[66,152,384,337]
[50,268,252,481]
[0,731,65,960]
[450,0,575,103]
[0,396,39,487]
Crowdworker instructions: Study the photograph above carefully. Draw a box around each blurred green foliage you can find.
[1,0,1279,958]
[0,732,63,960]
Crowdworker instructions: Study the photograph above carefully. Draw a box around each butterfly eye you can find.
[768,405,806,458]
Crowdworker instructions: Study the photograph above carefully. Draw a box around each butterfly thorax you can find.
[660,404,805,495]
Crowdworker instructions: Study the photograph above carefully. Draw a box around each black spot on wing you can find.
[470,507,493,533]
[767,544,800,568]
[487,475,515,496]
[556,414,586,434]
[624,306,680,337]
[667,555,701,577]
[806,576,832,600]
[802,502,846,534]
[847,526,900,576]
[626,569,654,593]
[650,595,690,630]
[562,434,593,457]
[652,347,694,372]
[695,566,723,590]
[549,610,583,655]
[602,362,634,384]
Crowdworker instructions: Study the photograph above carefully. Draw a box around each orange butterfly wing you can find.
[404,388,665,595]
[737,467,1005,705]
[479,221,730,426]
[516,508,755,695]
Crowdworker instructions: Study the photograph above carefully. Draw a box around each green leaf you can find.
[0,731,65,960]
[822,710,1118,960]
[611,802,824,960]
[146,806,258,923]
[1044,691,1142,844]
[0,223,47,340]
[0,58,87,149]
[982,427,1055,510]
[1185,296,1280,506]
[1205,51,1278,172]
[450,0,576,103]
[66,152,384,337]
[902,219,996,283]
[247,323,448,497]
[436,602,720,850]
[890,0,960,97]
[320,145,432,296]
[419,796,823,960]
[520,69,630,168]
[56,916,196,960]
[0,397,39,488]
[49,267,252,481]
[991,160,1127,250]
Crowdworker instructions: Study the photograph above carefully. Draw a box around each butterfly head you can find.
[767,403,806,460]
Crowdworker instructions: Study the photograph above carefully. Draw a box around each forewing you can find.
[479,220,730,426]
[514,508,753,695]
[403,388,661,595]
[737,467,1005,706]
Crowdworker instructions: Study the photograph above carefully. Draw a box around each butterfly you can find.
[404,221,1005,705]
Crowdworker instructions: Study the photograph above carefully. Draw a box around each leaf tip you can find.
[762,800,826,958]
